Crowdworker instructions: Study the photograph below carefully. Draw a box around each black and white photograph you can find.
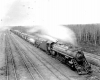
[0,0,100,80]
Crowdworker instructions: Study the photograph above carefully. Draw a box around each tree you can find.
[95,30,100,46]
[81,28,87,43]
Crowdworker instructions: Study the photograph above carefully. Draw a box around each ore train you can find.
[10,30,92,75]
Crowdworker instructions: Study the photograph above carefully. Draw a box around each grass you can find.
[78,42,100,56]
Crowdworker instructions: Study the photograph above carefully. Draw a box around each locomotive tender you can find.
[10,29,92,75]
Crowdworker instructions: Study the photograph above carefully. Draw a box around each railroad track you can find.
[7,32,45,80]
[10,31,72,80]
[5,34,18,80]
[8,32,64,80]
[0,33,4,52]
[6,33,37,80]
[0,33,7,80]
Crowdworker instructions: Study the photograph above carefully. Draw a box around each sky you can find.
[0,0,100,30]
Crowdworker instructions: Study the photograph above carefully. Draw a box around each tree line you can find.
[77,28,100,46]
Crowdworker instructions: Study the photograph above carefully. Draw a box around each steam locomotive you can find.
[10,29,92,75]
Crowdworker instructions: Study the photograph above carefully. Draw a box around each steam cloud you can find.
[27,25,77,45]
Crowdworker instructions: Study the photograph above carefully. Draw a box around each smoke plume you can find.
[27,24,77,45]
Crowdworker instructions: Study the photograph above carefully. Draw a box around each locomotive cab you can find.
[46,41,55,55]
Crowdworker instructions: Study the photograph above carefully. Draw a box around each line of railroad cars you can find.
[10,29,92,75]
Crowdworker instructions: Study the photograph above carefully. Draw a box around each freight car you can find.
[34,38,92,75]
[10,30,22,37]
[10,30,29,41]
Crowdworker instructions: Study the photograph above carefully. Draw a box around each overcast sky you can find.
[0,0,100,30]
